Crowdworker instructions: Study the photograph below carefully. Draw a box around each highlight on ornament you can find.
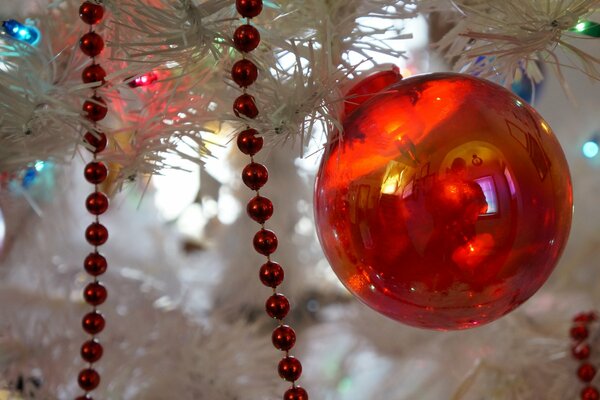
[1,19,40,45]
[315,70,573,330]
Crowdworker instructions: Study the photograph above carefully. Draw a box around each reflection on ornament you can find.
[471,56,545,104]
[315,73,572,330]
[510,62,546,104]
[2,19,40,46]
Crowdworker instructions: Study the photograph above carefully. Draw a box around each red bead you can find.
[573,343,591,360]
[79,2,104,25]
[236,0,263,18]
[574,312,597,323]
[80,32,104,57]
[84,161,108,184]
[82,64,106,85]
[571,326,589,341]
[237,128,263,155]
[272,325,296,351]
[82,311,105,334]
[231,59,258,87]
[259,261,284,287]
[278,356,302,382]
[83,282,107,306]
[75,396,93,400]
[84,252,107,276]
[578,363,597,382]
[85,222,108,246]
[242,162,268,190]
[81,339,103,363]
[284,386,309,400]
[86,192,109,215]
[582,387,600,400]
[247,195,273,223]
[233,94,259,119]
[233,24,260,52]
[265,293,290,319]
[83,96,108,122]
[84,131,107,153]
[77,368,100,391]
[253,229,278,255]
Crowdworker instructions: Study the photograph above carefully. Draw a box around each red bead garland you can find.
[232,1,308,398]
[77,2,109,399]
[570,312,599,400]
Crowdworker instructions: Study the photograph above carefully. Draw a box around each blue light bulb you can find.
[582,140,599,159]
[2,19,40,46]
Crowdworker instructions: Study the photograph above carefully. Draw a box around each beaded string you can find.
[77,2,110,399]
[232,1,308,399]
[570,312,598,400]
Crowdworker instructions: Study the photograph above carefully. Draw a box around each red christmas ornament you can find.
[315,72,572,330]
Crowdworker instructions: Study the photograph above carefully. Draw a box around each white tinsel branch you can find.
[0,38,91,173]
[434,0,600,87]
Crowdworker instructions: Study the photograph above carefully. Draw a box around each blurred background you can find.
[0,1,599,399]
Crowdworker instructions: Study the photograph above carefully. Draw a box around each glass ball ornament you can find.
[314,72,573,330]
